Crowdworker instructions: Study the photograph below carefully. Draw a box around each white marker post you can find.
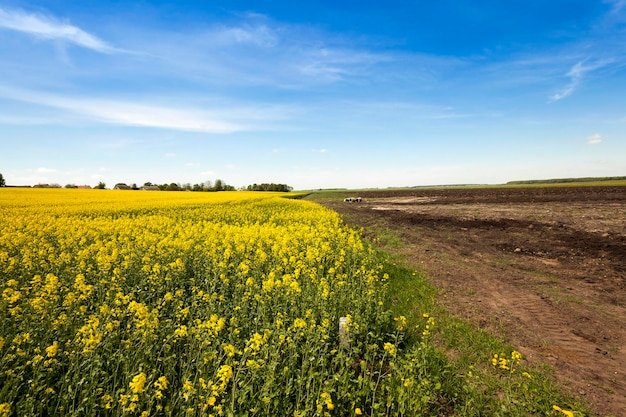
[339,316,350,348]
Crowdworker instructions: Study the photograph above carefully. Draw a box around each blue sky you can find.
[1,0,625,189]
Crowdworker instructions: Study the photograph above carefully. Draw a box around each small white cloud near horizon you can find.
[36,167,57,173]
[0,7,118,53]
[587,133,602,144]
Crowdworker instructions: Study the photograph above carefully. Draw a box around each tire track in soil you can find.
[316,187,626,417]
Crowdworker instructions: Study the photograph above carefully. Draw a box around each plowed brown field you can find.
[313,186,626,417]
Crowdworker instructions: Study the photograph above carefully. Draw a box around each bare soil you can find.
[313,186,626,417]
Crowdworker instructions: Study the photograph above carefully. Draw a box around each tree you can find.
[246,182,292,192]
[0,173,5,187]
[166,182,181,191]
[96,181,106,189]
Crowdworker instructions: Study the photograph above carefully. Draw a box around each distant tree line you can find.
[507,176,626,185]
[0,174,292,192]
[110,180,236,192]
[245,183,293,192]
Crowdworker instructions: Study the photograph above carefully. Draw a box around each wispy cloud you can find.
[549,60,611,102]
[137,15,393,89]
[606,0,626,14]
[0,7,117,53]
[210,22,279,48]
[587,133,602,144]
[0,86,287,133]
[549,61,587,102]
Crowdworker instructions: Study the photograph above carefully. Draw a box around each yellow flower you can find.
[174,325,188,338]
[293,318,307,329]
[154,376,168,390]
[394,315,407,331]
[129,372,147,393]
[222,343,236,357]
[553,405,575,417]
[383,342,396,356]
[0,403,10,417]
[320,392,334,410]
[355,408,363,415]
[246,332,263,352]
[217,364,233,384]
[101,394,114,409]
[45,341,59,357]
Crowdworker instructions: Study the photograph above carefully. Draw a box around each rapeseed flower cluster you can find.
[0,188,443,415]
[491,350,523,372]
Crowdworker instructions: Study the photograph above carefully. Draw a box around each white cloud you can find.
[200,170,216,177]
[587,133,602,144]
[212,23,278,48]
[142,16,393,90]
[549,61,586,102]
[36,167,57,173]
[606,0,626,13]
[0,7,117,53]
[549,59,614,102]
[165,152,177,158]
[0,86,250,133]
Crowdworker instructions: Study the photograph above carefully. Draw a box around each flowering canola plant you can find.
[0,189,440,416]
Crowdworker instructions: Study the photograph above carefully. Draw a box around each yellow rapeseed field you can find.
[0,188,440,416]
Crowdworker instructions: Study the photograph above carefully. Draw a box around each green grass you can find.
[298,178,626,194]
[378,252,590,416]
[309,189,601,415]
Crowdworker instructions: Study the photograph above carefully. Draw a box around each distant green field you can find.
[302,176,626,194]
[506,176,626,186]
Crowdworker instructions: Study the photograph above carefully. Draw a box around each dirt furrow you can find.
[317,186,626,417]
